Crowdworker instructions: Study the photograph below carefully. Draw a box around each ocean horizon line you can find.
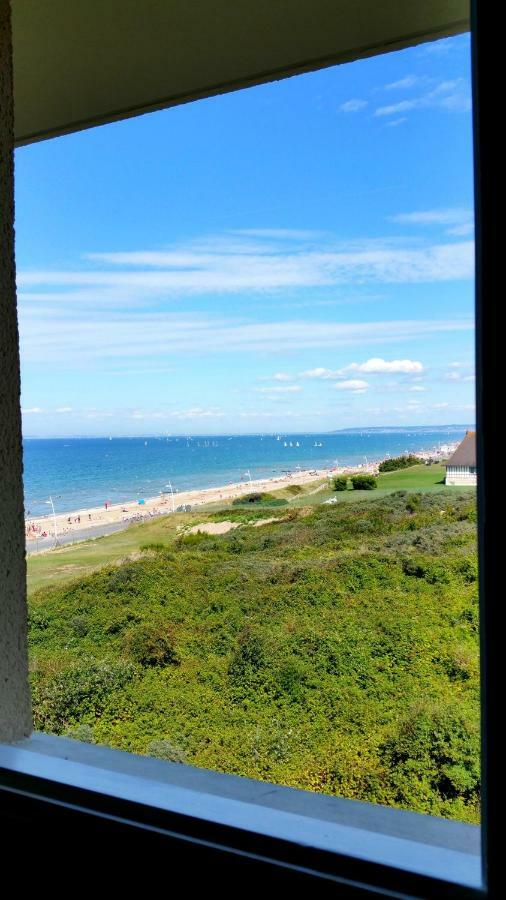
[22,423,475,441]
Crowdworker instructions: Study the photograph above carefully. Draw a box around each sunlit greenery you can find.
[28,489,479,824]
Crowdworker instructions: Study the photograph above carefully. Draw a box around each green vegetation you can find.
[26,466,459,598]
[332,476,348,491]
[379,454,422,473]
[233,491,288,508]
[351,474,377,490]
[28,489,479,824]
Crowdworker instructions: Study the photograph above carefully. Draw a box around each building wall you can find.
[0,0,32,740]
[445,466,477,486]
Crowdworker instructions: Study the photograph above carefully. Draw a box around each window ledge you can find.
[0,733,481,892]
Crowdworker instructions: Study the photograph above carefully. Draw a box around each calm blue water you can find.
[22,429,469,517]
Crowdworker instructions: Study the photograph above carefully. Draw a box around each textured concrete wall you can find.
[0,0,32,740]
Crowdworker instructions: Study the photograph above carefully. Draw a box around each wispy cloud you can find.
[374,79,471,118]
[300,368,340,380]
[254,385,302,394]
[19,234,474,306]
[340,99,368,113]
[385,75,428,91]
[385,118,407,128]
[129,407,226,421]
[333,380,369,393]
[18,312,473,366]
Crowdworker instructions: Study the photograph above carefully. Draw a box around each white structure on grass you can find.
[445,431,477,486]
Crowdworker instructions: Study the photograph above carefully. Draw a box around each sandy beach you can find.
[25,440,456,551]
[25,465,339,547]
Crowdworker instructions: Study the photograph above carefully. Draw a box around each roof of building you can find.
[446,431,477,468]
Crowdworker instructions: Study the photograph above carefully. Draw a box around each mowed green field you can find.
[26,464,473,595]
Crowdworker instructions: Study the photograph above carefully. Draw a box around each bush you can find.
[233,492,264,505]
[229,628,266,682]
[31,660,136,732]
[147,739,187,764]
[66,723,96,743]
[351,474,377,491]
[332,476,348,491]
[379,454,421,473]
[232,492,287,508]
[122,621,180,667]
[406,493,422,513]
[382,701,480,810]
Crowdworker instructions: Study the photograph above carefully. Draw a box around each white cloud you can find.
[444,370,475,383]
[300,367,340,380]
[391,207,472,226]
[19,233,474,304]
[130,407,225,420]
[18,312,474,366]
[340,99,368,113]
[375,100,417,117]
[408,385,427,393]
[56,406,73,413]
[272,372,293,382]
[255,385,302,394]
[374,79,471,118]
[21,407,43,414]
[385,75,427,91]
[333,380,369,393]
[385,118,407,128]
[341,357,424,375]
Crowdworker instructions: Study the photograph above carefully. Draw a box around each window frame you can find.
[1,1,498,894]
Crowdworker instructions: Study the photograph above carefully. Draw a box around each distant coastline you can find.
[22,428,467,523]
[25,434,459,552]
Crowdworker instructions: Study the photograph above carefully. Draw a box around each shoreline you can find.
[25,441,457,550]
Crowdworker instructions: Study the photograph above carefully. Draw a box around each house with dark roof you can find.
[445,431,477,485]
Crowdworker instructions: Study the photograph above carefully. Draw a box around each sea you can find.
[22,427,470,518]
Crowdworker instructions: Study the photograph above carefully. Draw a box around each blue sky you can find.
[15,33,475,436]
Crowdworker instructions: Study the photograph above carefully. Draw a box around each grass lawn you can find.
[282,464,470,507]
[27,513,187,595]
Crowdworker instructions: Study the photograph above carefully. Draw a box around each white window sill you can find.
[0,733,481,892]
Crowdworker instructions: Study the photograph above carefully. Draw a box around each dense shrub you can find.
[31,660,136,732]
[122,621,180,667]
[332,476,348,491]
[233,492,287,508]
[229,627,267,682]
[28,490,479,823]
[382,701,480,814]
[351,474,377,490]
[379,454,422,473]
[405,493,422,513]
